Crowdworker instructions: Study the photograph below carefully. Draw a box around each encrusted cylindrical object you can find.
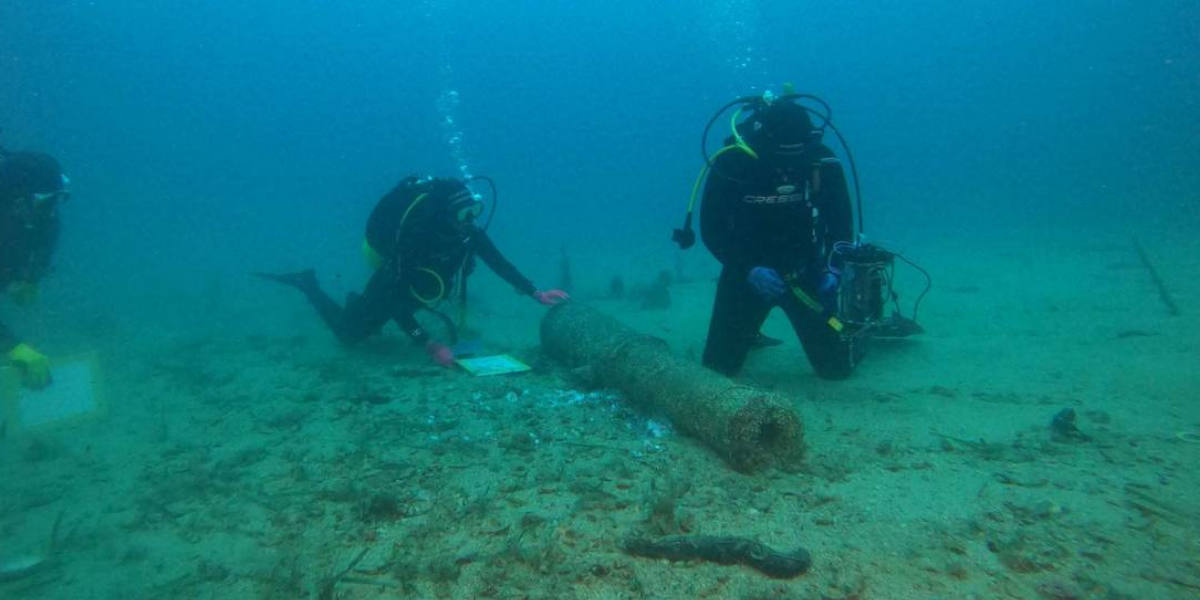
[540,303,803,472]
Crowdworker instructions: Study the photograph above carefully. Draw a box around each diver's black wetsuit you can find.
[296,178,536,345]
[700,141,858,379]
[0,155,62,352]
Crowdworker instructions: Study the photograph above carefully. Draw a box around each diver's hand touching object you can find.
[425,340,455,367]
[533,289,569,306]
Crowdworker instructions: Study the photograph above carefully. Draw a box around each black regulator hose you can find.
[820,119,865,237]
[895,252,932,323]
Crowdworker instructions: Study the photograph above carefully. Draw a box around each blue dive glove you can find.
[817,270,840,314]
[747,267,786,302]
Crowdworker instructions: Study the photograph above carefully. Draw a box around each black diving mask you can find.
[26,174,71,205]
[12,193,63,225]
[30,190,69,206]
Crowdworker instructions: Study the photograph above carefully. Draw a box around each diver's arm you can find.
[470,232,537,296]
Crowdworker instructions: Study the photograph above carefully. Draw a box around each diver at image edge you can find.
[256,175,568,366]
[0,132,70,389]
[675,86,928,379]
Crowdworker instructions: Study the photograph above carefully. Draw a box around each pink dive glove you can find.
[533,289,570,306]
[425,340,455,367]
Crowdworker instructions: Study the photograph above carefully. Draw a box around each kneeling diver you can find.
[673,87,926,380]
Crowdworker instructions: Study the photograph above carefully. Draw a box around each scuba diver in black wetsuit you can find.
[701,95,857,379]
[672,86,926,380]
[257,175,568,366]
[0,140,70,389]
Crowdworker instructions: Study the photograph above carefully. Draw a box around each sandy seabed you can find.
[1,231,1197,600]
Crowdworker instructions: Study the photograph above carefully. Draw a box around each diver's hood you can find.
[424,177,466,202]
[744,101,818,155]
[445,186,476,215]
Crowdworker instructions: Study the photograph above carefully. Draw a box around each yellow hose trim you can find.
[685,144,758,214]
[364,191,429,269]
[399,192,429,231]
[361,239,385,270]
[686,164,712,215]
[790,285,823,312]
[683,108,760,217]
[410,267,445,307]
[729,107,758,160]
[7,342,52,388]
[790,285,844,333]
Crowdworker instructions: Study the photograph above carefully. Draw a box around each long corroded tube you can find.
[540,303,804,472]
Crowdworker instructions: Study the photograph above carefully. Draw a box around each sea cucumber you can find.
[622,535,812,578]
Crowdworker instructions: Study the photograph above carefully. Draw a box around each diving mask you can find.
[447,185,484,225]
[31,175,71,204]
[455,199,484,223]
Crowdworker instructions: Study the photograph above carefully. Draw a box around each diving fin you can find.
[750,333,784,348]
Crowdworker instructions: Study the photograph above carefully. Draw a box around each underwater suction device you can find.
[833,241,928,339]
